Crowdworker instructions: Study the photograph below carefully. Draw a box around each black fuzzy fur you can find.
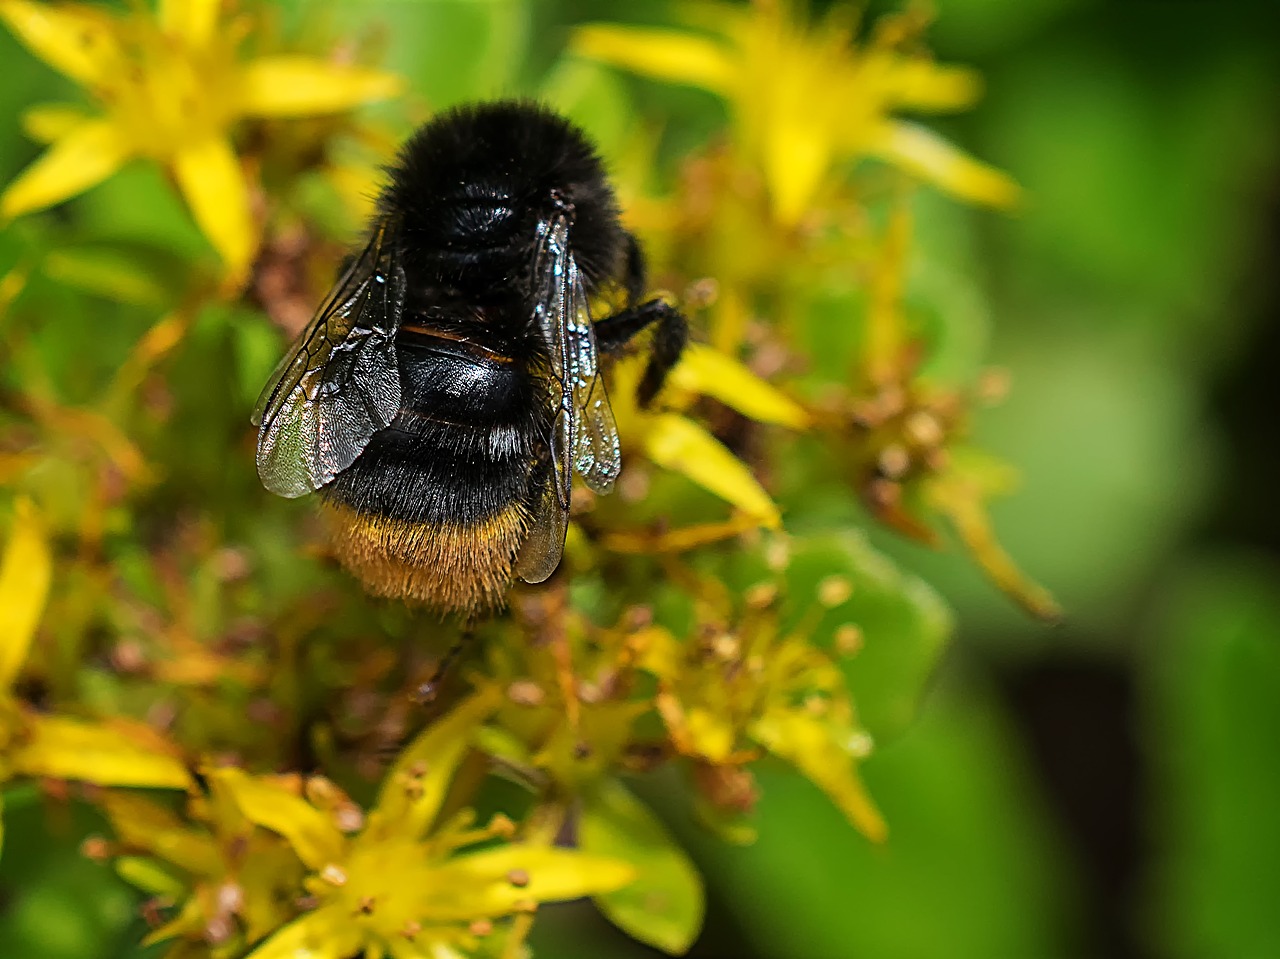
[326,101,686,539]
[380,100,625,301]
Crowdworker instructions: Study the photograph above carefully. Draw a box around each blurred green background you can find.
[3,1,1279,957]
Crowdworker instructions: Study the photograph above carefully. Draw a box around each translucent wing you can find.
[252,219,406,498]
[514,459,568,585]
[514,214,622,584]
[565,246,622,495]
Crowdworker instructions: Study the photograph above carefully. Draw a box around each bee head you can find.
[381,101,627,296]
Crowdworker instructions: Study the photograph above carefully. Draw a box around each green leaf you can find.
[540,57,634,164]
[783,530,954,742]
[0,792,142,959]
[668,679,1075,959]
[331,0,528,109]
[41,246,170,306]
[579,777,705,955]
[1144,561,1280,959]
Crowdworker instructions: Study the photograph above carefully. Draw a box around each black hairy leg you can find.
[621,232,647,307]
[414,624,475,703]
[594,298,688,407]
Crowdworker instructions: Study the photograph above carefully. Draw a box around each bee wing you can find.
[514,460,569,584]
[566,253,622,495]
[252,219,407,498]
[515,214,622,584]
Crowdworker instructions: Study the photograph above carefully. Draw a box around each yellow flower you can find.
[105,787,305,956]
[190,691,638,959]
[639,590,886,843]
[475,602,708,955]
[572,0,1019,225]
[0,0,402,283]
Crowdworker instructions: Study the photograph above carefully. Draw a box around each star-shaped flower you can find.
[573,1,1019,226]
[189,691,638,959]
[0,0,402,284]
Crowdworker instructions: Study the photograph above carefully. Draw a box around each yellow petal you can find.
[171,136,256,281]
[644,413,781,528]
[0,497,51,689]
[102,792,221,875]
[882,60,983,111]
[205,766,344,870]
[21,102,91,144]
[670,344,811,429]
[422,846,636,921]
[870,120,1021,209]
[373,689,500,839]
[12,714,191,789]
[570,25,736,96]
[760,85,837,227]
[923,456,1062,621]
[0,118,130,219]
[690,707,744,763]
[0,0,121,86]
[113,855,186,897]
[244,906,360,959]
[238,56,403,117]
[158,0,218,47]
[750,707,887,842]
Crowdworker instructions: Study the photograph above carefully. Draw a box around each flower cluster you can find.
[0,1,1053,956]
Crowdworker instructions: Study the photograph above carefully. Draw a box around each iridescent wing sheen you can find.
[252,218,406,498]
[515,214,622,584]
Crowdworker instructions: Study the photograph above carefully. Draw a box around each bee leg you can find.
[594,299,689,408]
[622,231,647,307]
[414,624,475,703]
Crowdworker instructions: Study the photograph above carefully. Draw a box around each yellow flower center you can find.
[96,19,240,157]
[333,838,441,944]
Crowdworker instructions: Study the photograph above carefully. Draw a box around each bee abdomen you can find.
[321,499,528,612]
[318,326,546,612]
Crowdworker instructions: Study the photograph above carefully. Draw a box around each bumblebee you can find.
[252,101,687,612]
